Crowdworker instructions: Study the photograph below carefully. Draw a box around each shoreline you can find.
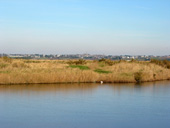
[0,79,170,85]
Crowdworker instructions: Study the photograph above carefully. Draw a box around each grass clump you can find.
[134,72,143,83]
[94,69,112,74]
[0,71,10,74]
[0,63,8,68]
[69,65,90,70]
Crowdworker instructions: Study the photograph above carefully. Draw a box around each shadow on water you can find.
[0,80,170,94]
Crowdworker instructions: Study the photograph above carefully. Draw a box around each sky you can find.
[0,0,170,55]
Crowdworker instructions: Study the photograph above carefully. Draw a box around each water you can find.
[0,81,170,128]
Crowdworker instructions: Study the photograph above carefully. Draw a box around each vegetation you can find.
[134,72,143,83]
[2,56,13,63]
[69,65,90,70]
[0,57,170,84]
[150,59,170,69]
[94,69,112,74]
[0,63,8,68]
[98,58,118,66]
[67,59,87,65]
[24,60,43,63]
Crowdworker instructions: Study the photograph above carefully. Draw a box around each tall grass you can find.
[150,59,170,69]
[0,57,170,84]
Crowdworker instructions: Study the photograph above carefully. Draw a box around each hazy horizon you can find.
[3,53,170,56]
[1,0,170,55]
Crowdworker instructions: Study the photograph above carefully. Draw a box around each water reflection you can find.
[0,81,170,93]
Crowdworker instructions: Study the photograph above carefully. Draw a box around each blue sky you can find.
[0,0,170,55]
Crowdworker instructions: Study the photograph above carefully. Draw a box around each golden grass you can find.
[0,58,170,85]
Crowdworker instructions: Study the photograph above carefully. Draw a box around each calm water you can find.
[0,81,170,128]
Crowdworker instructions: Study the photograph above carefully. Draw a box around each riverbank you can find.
[0,57,170,85]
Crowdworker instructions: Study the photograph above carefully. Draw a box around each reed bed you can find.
[0,58,170,85]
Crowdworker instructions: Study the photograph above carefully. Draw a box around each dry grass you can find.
[0,58,170,85]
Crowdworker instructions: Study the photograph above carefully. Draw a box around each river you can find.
[0,81,170,128]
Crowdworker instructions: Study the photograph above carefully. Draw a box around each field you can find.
[0,57,170,85]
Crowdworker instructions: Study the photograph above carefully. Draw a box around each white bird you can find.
[100,81,103,84]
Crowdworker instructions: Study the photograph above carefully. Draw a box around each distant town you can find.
[1,53,170,61]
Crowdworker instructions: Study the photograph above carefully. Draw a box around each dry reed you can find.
[0,58,170,85]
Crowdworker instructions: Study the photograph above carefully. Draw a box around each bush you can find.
[167,64,170,69]
[99,58,106,62]
[67,59,87,65]
[153,73,156,79]
[134,72,143,83]
[98,58,116,66]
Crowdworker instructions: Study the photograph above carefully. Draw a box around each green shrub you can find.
[94,69,112,74]
[69,65,89,70]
